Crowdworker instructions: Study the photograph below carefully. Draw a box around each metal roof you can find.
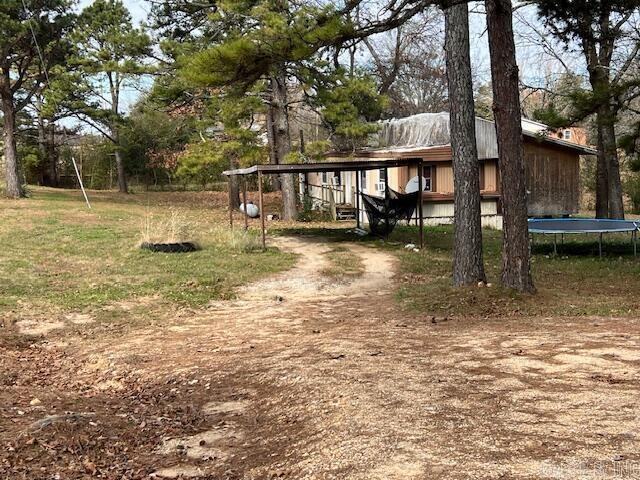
[222,157,421,176]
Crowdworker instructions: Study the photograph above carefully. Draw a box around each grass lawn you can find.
[0,187,296,321]
[3,187,639,322]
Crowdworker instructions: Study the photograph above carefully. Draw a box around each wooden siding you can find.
[483,160,498,192]
[320,141,581,217]
[524,143,580,216]
[436,164,454,193]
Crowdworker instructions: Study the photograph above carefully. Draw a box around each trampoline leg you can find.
[634,231,637,257]
[599,232,603,258]
[553,234,557,256]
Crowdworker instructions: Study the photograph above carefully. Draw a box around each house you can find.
[306,112,596,228]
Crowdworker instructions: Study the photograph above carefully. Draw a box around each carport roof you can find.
[222,157,421,176]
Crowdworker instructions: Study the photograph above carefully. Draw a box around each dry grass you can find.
[139,208,196,244]
[208,225,264,252]
[320,245,366,279]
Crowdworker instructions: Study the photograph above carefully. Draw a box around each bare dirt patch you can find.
[2,236,640,480]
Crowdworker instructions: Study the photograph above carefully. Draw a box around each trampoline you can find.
[528,218,640,257]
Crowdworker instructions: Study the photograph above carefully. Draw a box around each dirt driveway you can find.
[2,237,640,479]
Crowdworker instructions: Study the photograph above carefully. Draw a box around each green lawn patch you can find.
[0,188,296,314]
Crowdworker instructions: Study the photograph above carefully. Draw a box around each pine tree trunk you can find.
[229,159,241,209]
[598,105,624,219]
[0,71,24,199]
[37,110,48,186]
[109,73,127,194]
[47,122,58,187]
[112,124,127,193]
[595,124,608,218]
[270,71,297,220]
[485,0,535,293]
[114,147,128,193]
[587,56,624,219]
[265,105,281,191]
[445,2,486,286]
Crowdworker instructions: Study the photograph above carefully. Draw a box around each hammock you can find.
[361,186,419,237]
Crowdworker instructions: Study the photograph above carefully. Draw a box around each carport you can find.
[223,158,425,249]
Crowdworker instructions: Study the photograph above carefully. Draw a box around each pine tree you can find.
[444,2,486,286]
[73,0,151,193]
[486,0,535,293]
[180,1,354,219]
[0,0,72,198]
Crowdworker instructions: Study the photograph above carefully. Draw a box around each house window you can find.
[334,172,341,186]
[563,129,572,140]
[376,169,387,193]
[422,165,433,192]
[321,172,329,184]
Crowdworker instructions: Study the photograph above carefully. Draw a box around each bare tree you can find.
[362,10,449,116]
[518,1,640,219]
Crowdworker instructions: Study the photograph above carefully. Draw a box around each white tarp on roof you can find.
[375,112,502,159]
[377,112,452,148]
[372,112,596,157]
[373,112,596,159]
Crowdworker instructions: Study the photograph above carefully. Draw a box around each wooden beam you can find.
[355,169,361,229]
[242,177,248,231]
[258,171,266,250]
[228,175,233,229]
[418,160,424,249]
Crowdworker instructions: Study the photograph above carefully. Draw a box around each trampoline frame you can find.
[528,218,640,258]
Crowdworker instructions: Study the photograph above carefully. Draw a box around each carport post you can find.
[384,167,389,237]
[242,177,248,231]
[418,159,424,249]
[228,175,234,229]
[258,171,266,250]
[355,168,361,229]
